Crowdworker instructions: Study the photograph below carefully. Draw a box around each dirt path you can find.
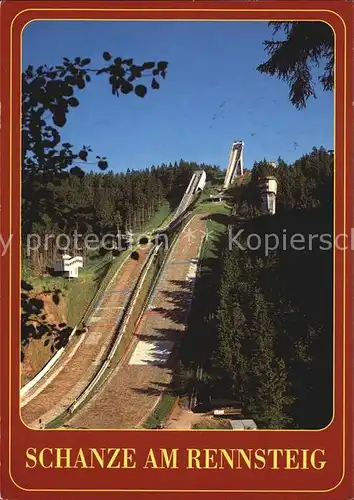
[165,407,201,429]
[68,214,208,429]
[21,246,152,429]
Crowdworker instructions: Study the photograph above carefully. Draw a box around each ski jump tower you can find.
[171,170,206,221]
[223,140,244,190]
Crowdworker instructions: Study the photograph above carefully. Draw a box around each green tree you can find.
[257,22,334,108]
[23,54,168,175]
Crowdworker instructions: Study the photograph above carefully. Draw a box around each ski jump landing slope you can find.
[21,246,152,429]
[68,214,207,429]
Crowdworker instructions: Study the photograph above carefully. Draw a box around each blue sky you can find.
[23,21,334,173]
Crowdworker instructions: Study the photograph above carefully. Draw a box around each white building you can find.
[259,176,278,215]
[54,254,83,278]
[186,170,206,194]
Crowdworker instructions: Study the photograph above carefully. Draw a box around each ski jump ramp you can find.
[223,140,244,190]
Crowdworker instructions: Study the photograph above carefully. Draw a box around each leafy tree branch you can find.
[257,22,334,109]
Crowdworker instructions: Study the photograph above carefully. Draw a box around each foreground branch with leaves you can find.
[22,53,168,174]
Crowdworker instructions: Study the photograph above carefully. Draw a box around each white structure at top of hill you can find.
[223,141,244,190]
[172,170,206,221]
